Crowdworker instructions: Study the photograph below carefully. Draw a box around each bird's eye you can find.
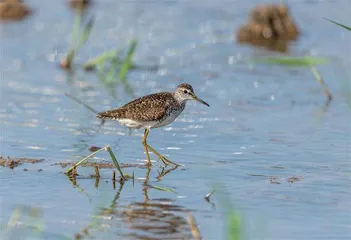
[183,90,188,94]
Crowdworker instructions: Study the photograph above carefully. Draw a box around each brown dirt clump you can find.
[236,3,299,52]
[59,58,71,69]
[88,146,102,152]
[0,156,43,169]
[69,0,90,10]
[0,0,31,21]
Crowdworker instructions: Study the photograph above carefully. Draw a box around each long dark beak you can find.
[192,94,210,107]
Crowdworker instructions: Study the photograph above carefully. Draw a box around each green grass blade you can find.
[65,146,107,174]
[311,67,333,101]
[60,13,81,68]
[106,57,120,83]
[250,56,329,66]
[62,14,92,68]
[215,187,245,240]
[94,56,120,98]
[84,49,122,70]
[147,184,176,193]
[5,207,22,232]
[324,18,351,31]
[64,48,76,65]
[227,210,242,240]
[119,39,138,81]
[76,17,94,51]
[72,12,82,44]
[106,146,125,180]
[65,12,82,64]
[250,56,332,101]
[3,206,47,239]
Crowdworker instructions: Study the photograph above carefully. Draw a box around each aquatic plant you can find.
[60,12,138,98]
[92,40,137,98]
[324,18,351,31]
[60,13,94,69]
[65,145,127,181]
[249,56,332,101]
[227,209,242,240]
[324,18,351,107]
[0,206,56,240]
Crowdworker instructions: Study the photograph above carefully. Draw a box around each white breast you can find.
[150,108,183,128]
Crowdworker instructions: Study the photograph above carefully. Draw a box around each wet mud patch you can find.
[247,172,304,184]
[0,156,43,169]
[53,161,149,169]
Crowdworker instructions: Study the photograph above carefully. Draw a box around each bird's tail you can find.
[96,109,123,120]
[96,111,113,120]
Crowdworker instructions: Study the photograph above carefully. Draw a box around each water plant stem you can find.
[106,146,125,180]
[311,67,332,101]
[65,145,126,181]
[205,189,216,201]
[65,146,106,174]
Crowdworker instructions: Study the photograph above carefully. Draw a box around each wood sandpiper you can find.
[97,83,210,166]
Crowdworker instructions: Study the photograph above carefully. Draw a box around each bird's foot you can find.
[159,155,180,167]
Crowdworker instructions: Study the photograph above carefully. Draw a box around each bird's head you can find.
[174,83,210,107]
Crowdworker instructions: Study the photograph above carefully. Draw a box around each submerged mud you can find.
[0,156,43,169]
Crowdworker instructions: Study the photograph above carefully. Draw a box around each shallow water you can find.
[1,0,350,239]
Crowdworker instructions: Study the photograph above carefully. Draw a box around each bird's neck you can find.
[173,93,187,106]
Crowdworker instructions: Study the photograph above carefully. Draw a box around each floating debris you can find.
[269,176,280,184]
[204,189,216,202]
[236,3,299,52]
[88,145,102,152]
[287,176,303,183]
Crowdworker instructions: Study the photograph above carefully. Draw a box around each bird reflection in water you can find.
[118,167,193,240]
[71,166,195,239]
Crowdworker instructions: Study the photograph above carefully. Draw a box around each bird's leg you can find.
[142,129,180,166]
[145,144,180,166]
[142,129,152,166]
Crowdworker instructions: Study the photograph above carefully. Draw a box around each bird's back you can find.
[97,92,180,122]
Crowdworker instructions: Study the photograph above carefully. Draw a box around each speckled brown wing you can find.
[97,92,174,122]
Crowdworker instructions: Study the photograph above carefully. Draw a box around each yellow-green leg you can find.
[142,129,152,166]
[142,129,180,166]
